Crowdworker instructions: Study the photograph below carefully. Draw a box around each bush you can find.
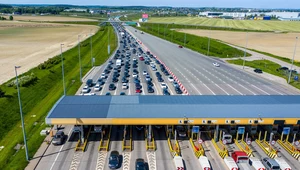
[9,15,13,20]
[38,56,61,70]
[0,88,4,97]
[6,73,38,88]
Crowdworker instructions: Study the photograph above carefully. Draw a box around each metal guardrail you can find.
[211,139,228,159]
[277,140,300,160]
[234,140,253,157]
[189,138,204,158]
[98,126,112,151]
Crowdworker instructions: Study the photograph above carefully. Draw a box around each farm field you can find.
[13,15,98,21]
[0,21,98,84]
[148,17,300,32]
[179,29,300,61]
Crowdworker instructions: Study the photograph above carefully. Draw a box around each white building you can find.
[199,11,300,19]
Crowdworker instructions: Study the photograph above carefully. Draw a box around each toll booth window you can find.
[224,136,231,139]
[273,120,285,125]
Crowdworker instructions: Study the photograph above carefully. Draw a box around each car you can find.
[112,77,118,83]
[109,151,120,169]
[105,92,111,96]
[86,79,93,87]
[135,158,146,170]
[155,72,161,77]
[139,57,144,61]
[120,92,126,95]
[122,77,128,83]
[175,87,183,94]
[145,75,151,81]
[277,66,289,71]
[52,131,65,145]
[94,84,102,91]
[135,83,142,89]
[143,70,147,75]
[213,62,220,67]
[163,89,170,95]
[157,77,164,82]
[132,73,138,78]
[122,83,128,89]
[151,67,157,71]
[133,69,139,74]
[178,45,183,48]
[140,31,144,34]
[147,87,154,93]
[136,88,142,93]
[133,58,137,61]
[254,68,263,73]
[109,84,116,91]
[161,83,168,89]
[135,30,137,32]
[168,76,174,82]
[147,81,153,86]
[101,73,106,79]
[82,85,90,93]
[97,78,105,85]
[173,81,179,87]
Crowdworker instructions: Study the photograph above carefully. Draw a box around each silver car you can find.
[52,131,65,145]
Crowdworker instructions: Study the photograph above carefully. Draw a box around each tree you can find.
[9,15,13,20]
[0,88,5,98]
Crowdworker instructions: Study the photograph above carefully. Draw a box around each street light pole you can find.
[164,24,166,39]
[78,35,82,82]
[184,25,187,46]
[60,44,66,95]
[288,37,298,83]
[14,66,29,162]
[242,32,249,70]
[90,30,93,67]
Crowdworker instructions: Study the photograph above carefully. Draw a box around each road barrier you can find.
[98,126,112,151]
[255,131,277,158]
[75,126,92,151]
[277,139,300,160]
[167,138,180,157]
[235,139,253,157]
[145,129,156,151]
[211,139,228,158]
[189,138,204,158]
[122,126,132,151]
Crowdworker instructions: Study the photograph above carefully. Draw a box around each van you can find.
[261,157,280,170]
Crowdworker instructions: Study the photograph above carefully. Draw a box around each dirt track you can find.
[0,21,98,84]
[180,29,300,61]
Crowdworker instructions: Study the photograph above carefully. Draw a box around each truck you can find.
[173,156,184,170]
[232,151,252,169]
[116,59,122,66]
[248,157,266,170]
[220,129,233,144]
[224,156,238,170]
[198,156,211,170]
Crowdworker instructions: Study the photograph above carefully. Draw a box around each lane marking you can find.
[50,127,73,170]
[95,152,107,170]
[122,152,131,170]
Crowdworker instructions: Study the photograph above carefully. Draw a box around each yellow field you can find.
[0,21,98,84]
[148,17,300,32]
[179,29,300,61]
[13,15,98,22]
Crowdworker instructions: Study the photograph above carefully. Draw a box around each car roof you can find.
[56,131,64,135]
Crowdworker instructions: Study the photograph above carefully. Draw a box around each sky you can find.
[1,0,300,9]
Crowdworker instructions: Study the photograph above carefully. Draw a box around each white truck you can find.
[198,156,211,170]
[248,157,266,170]
[274,157,291,170]
[116,59,122,66]
[224,156,238,170]
[173,156,184,170]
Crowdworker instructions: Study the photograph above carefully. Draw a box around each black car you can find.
[135,83,142,89]
[175,87,183,94]
[112,77,118,83]
[109,151,120,169]
[86,79,93,87]
[163,89,170,95]
[254,68,263,73]
[109,84,116,91]
[147,81,153,86]
[157,77,164,82]
[133,64,138,68]
[155,72,161,77]
[147,87,154,93]
[122,77,128,83]
[164,71,170,76]
[135,158,146,170]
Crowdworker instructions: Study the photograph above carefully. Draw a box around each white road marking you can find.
[251,85,270,95]
[122,152,131,170]
[69,152,83,170]
[175,68,203,95]
[146,151,157,170]
[263,85,284,95]
[95,152,107,170]
[50,128,73,170]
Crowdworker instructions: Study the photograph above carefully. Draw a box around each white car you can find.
[83,93,96,96]
[122,83,128,89]
[82,85,90,93]
[132,73,138,78]
[94,84,102,91]
[213,62,220,67]
[168,76,174,82]
[143,70,147,75]
[133,58,137,61]
[161,83,168,89]
[151,67,157,71]
[101,73,106,79]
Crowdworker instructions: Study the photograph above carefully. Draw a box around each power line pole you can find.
[242,32,249,70]
[78,35,82,82]
[288,37,298,83]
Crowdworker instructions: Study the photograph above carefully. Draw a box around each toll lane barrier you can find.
[75,126,92,151]
[167,138,179,157]
[234,139,253,157]
[211,139,228,159]
[189,138,204,158]
[98,126,112,151]
[277,140,300,160]
[255,139,277,159]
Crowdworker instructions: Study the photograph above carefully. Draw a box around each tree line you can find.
[0,6,66,14]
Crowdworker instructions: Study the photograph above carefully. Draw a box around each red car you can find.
[178,45,183,48]
[139,57,144,61]
[136,89,142,93]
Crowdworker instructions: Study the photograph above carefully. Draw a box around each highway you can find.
[32,22,300,170]
[126,26,300,95]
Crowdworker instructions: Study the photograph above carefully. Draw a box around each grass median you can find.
[227,59,300,90]
[0,24,117,170]
[138,23,250,58]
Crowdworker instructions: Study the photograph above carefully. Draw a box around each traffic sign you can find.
[294,76,298,81]
[192,126,200,133]
[246,140,251,145]
[238,127,245,134]
[283,127,290,135]
[271,140,276,145]
[222,139,227,145]
[295,141,299,146]
[198,139,203,144]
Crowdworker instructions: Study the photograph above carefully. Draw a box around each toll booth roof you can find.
[46,95,300,120]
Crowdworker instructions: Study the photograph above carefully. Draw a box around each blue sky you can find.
[1,0,299,9]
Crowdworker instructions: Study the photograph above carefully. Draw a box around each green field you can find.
[0,24,117,170]
[147,17,300,32]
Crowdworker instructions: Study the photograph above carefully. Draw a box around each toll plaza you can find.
[46,95,300,169]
